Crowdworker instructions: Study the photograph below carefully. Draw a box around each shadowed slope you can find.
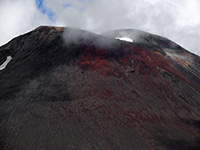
[0,26,200,150]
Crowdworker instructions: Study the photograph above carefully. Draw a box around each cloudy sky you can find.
[0,0,200,55]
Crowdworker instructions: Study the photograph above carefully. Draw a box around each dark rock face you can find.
[0,26,200,150]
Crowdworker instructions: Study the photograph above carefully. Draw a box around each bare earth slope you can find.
[0,26,200,150]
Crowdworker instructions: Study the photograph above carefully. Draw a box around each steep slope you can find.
[0,26,200,150]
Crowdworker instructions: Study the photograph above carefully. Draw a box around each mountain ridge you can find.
[0,26,200,150]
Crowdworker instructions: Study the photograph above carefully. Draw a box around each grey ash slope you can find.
[0,26,200,150]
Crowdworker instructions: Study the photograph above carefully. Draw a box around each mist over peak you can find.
[1,0,200,55]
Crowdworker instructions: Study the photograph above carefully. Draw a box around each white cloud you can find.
[0,0,51,46]
[0,0,200,56]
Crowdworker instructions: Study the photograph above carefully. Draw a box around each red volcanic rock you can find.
[0,26,200,150]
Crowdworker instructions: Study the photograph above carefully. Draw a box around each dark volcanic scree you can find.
[0,26,200,150]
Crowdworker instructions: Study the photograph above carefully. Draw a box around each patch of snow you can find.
[115,37,133,43]
[0,56,12,71]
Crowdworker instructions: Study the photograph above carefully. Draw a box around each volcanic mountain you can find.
[0,26,200,150]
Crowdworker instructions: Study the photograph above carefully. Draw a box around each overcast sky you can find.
[0,0,200,55]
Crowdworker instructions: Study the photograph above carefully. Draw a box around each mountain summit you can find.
[0,26,200,150]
